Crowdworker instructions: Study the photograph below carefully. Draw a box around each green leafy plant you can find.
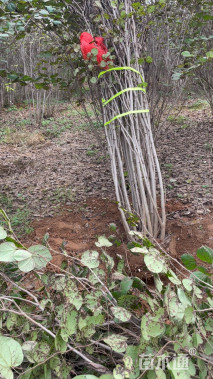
[181,246,213,289]
[0,210,212,378]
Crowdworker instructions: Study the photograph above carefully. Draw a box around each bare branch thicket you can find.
[69,0,166,239]
[0,32,70,122]
[144,4,190,138]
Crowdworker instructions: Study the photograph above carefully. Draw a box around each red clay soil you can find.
[26,197,213,279]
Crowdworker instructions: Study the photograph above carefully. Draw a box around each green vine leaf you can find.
[25,341,50,364]
[154,274,163,293]
[111,306,132,322]
[192,332,203,348]
[55,331,67,353]
[168,270,181,285]
[28,244,52,269]
[95,236,112,247]
[196,246,213,264]
[177,289,191,307]
[0,242,16,262]
[141,308,165,340]
[0,336,23,379]
[13,249,32,261]
[64,281,83,310]
[168,357,190,379]
[103,334,128,353]
[60,310,78,342]
[181,254,196,270]
[17,256,35,272]
[155,367,166,379]
[0,226,7,240]
[81,250,99,268]
[184,306,194,324]
[144,254,164,273]
[182,279,193,291]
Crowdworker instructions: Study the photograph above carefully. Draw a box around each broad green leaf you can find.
[197,265,209,275]
[141,309,165,340]
[0,366,13,379]
[144,254,164,273]
[147,370,156,379]
[145,56,152,63]
[81,250,99,269]
[64,280,83,310]
[154,274,163,293]
[60,310,78,342]
[168,270,181,285]
[188,360,196,376]
[103,334,128,353]
[193,285,202,298]
[184,306,194,324]
[0,242,16,262]
[101,250,114,270]
[90,77,97,84]
[25,341,50,364]
[89,267,105,284]
[0,337,23,379]
[197,358,207,379]
[85,293,100,312]
[131,246,148,254]
[192,271,209,285]
[0,226,7,240]
[132,276,146,291]
[181,51,193,57]
[55,331,67,353]
[172,72,182,81]
[192,332,203,348]
[18,257,35,272]
[181,254,196,270]
[177,289,191,306]
[111,306,132,322]
[120,277,133,294]
[13,249,32,261]
[207,297,213,307]
[95,236,112,247]
[22,341,37,352]
[196,246,212,264]
[91,48,98,56]
[123,355,133,370]
[113,366,125,379]
[54,276,66,291]
[109,223,117,231]
[147,321,165,338]
[204,336,213,355]
[182,279,193,291]
[28,244,52,269]
[168,357,190,379]
[100,375,114,379]
[166,290,186,321]
[206,50,213,58]
[39,9,49,15]
[112,271,126,280]
[155,367,166,379]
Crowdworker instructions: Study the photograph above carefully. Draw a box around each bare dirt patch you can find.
[22,198,213,282]
[0,100,213,274]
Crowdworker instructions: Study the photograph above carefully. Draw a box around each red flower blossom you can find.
[80,32,110,69]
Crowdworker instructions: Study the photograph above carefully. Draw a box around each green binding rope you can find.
[98,66,149,126]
